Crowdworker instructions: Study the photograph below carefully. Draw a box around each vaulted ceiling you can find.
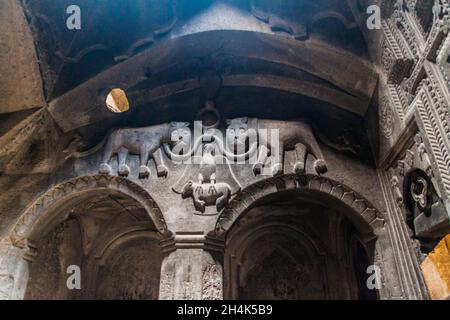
[1,0,380,160]
[23,0,370,100]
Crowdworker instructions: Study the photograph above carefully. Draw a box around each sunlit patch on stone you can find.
[105,88,129,113]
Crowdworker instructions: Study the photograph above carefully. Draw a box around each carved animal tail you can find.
[311,123,358,156]
[65,128,114,160]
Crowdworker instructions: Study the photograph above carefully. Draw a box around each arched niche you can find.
[86,229,163,300]
[217,175,384,300]
[7,175,169,300]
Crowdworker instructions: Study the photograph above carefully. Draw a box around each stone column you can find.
[0,239,30,300]
[159,232,224,300]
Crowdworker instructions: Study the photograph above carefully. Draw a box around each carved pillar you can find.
[159,233,224,300]
[0,239,29,300]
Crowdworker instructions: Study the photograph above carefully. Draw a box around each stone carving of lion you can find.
[226,117,327,176]
[99,122,191,178]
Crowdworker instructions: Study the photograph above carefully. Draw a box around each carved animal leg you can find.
[313,159,327,175]
[293,143,307,175]
[215,190,229,212]
[153,148,168,178]
[271,142,284,176]
[118,147,130,176]
[99,141,114,175]
[253,145,269,175]
[194,198,206,213]
[271,162,283,176]
[305,134,328,174]
[139,147,151,179]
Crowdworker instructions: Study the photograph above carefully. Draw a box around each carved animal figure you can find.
[99,122,191,178]
[314,128,361,156]
[226,118,327,176]
[181,181,231,213]
[199,143,217,184]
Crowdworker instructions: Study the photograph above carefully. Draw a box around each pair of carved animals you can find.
[97,118,328,178]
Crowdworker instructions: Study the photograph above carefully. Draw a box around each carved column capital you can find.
[160,232,224,253]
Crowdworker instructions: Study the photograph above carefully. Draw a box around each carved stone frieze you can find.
[416,77,450,201]
[434,0,450,35]
[177,117,328,214]
[202,263,222,300]
[90,117,329,216]
[99,122,190,178]
[436,31,450,89]
[380,0,449,124]
[382,24,415,85]
[4,0,450,301]
[379,96,396,137]
[386,132,449,241]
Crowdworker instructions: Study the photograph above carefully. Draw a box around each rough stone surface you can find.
[0,0,449,300]
[0,0,45,114]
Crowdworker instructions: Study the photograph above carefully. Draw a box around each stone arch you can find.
[9,174,169,253]
[219,174,385,300]
[215,174,385,240]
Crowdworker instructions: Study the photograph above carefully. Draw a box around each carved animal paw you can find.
[194,200,206,213]
[253,162,263,175]
[271,163,283,176]
[216,198,228,212]
[139,165,151,179]
[118,164,131,177]
[314,159,328,174]
[156,165,169,178]
[293,162,306,175]
[99,163,112,175]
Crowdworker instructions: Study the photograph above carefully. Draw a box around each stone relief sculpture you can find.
[4,0,450,302]
[226,118,327,176]
[181,180,231,213]
[389,168,404,206]
[389,134,449,241]
[175,141,238,215]
[404,169,448,241]
[380,96,395,138]
[99,122,190,178]
[202,263,222,300]
[170,117,328,214]
[92,116,330,214]
[180,144,232,213]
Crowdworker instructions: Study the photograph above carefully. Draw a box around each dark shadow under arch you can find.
[218,175,384,300]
